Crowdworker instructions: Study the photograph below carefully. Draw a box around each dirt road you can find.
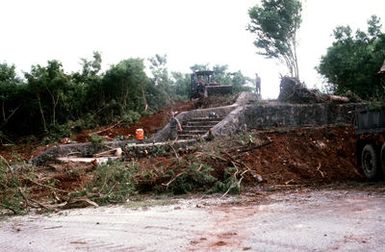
[1,186,385,251]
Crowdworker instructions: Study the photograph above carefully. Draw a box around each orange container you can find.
[135,128,144,140]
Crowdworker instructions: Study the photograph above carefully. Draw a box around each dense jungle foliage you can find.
[0,53,252,142]
[318,15,385,100]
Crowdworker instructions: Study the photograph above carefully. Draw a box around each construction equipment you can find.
[190,71,233,99]
[354,106,385,179]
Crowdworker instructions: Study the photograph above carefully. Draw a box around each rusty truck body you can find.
[355,107,385,179]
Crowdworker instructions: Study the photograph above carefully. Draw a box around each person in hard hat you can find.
[169,111,182,140]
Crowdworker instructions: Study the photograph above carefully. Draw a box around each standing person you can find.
[255,73,261,98]
[169,111,182,140]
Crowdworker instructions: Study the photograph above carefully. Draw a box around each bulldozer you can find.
[190,70,233,99]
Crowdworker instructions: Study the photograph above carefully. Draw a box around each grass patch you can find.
[72,161,139,205]
[0,157,28,215]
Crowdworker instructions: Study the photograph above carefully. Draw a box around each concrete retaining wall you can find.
[243,102,365,129]
[153,91,366,140]
[210,102,366,137]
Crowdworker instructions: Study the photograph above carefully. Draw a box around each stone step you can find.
[177,116,224,139]
[178,134,205,139]
[181,129,208,135]
[182,125,212,131]
[185,120,222,126]
[188,117,223,122]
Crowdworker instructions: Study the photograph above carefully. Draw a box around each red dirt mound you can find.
[241,126,362,185]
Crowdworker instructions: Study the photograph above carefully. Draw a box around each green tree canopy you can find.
[103,58,149,113]
[148,54,174,107]
[247,0,302,78]
[317,15,385,100]
[0,53,253,141]
[25,60,73,131]
[0,63,22,129]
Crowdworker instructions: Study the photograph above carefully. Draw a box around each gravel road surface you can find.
[1,188,384,251]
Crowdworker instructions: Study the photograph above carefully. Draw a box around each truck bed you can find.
[355,107,385,135]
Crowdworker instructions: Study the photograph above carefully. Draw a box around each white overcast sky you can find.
[1,0,385,98]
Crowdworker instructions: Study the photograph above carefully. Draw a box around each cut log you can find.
[327,95,349,103]
[57,157,118,165]
[94,148,123,158]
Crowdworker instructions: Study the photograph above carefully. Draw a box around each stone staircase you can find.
[178,117,224,139]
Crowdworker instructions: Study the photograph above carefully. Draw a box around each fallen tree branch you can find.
[222,151,246,169]
[210,154,230,163]
[221,167,244,199]
[65,151,81,157]
[234,139,273,157]
[23,176,68,193]
[316,162,325,178]
[18,187,54,211]
[221,184,235,198]
[285,179,295,185]
[66,197,99,208]
[0,104,21,130]
[0,203,18,214]
[94,148,122,158]
[161,164,203,188]
[94,120,123,135]
[221,163,242,199]
[168,144,180,161]
[161,171,185,188]
[0,155,13,173]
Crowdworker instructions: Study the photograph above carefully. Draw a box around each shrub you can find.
[79,161,138,204]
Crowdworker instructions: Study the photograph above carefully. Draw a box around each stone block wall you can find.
[210,102,366,137]
[243,102,365,129]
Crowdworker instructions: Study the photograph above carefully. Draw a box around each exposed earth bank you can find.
[0,94,367,214]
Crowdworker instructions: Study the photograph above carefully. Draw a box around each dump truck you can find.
[355,107,385,179]
[190,70,233,99]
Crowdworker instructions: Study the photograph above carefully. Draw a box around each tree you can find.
[190,64,210,72]
[171,72,190,99]
[317,16,385,100]
[73,51,104,116]
[80,51,102,77]
[101,58,149,118]
[247,0,302,78]
[25,60,72,131]
[148,54,174,107]
[0,63,22,130]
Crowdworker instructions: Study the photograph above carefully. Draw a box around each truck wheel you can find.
[381,144,385,174]
[361,144,381,180]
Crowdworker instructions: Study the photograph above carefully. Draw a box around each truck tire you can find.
[381,144,385,174]
[361,144,381,180]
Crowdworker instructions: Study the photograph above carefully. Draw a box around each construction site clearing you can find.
[0,87,384,215]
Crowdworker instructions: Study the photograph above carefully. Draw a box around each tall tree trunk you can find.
[47,89,59,126]
[50,93,59,126]
[141,86,148,112]
[293,35,299,79]
[37,95,47,132]
[1,101,5,122]
[0,105,21,130]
